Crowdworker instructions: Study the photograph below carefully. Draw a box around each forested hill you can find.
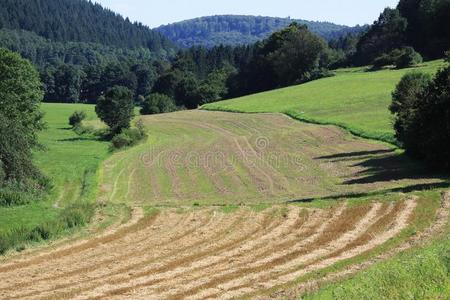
[0,0,175,55]
[156,15,365,48]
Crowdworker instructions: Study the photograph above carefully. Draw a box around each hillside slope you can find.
[0,110,447,299]
[203,60,444,144]
[0,0,175,55]
[156,15,365,48]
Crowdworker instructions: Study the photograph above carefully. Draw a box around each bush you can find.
[0,237,9,255]
[395,47,423,69]
[111,132,134,149]
[391,64,450,170]
[29,223,53,241]
[0,160,5,184]
[0,180,49,207]
[60,203,94,229]
[68,111,86,128]
[373,53,396,69]
[140,93,177,115]
[111,125,147,150]
[373,47,423,69]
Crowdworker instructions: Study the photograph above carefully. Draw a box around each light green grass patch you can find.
[0,103,110,248]
[203,60,444,144]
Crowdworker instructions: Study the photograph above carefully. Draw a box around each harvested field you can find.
[0,111,447,299]
[99,111,444,206]
[0,197,430,300]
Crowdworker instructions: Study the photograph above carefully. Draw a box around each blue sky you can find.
[95,0,399,28]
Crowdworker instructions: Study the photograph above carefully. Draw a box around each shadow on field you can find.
[316,149,396,160]
[288,181,450,204]
[344,152,441,185]
[318,150,443,185]
[57,137,98,142]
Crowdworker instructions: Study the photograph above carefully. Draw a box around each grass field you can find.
[202,60,444,144]
[1,62,449,299]
[0,103,109,243]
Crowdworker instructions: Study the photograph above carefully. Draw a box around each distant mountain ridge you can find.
[156,15,366,48]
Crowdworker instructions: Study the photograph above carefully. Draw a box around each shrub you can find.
[111,126,147,149]
[0,160,5,184]
[140,93,177,115]
[0,237,9,255]
[29,223,53,241]
[0,180,48,207]
[111,132,134,149]
[395,47,423,69]
[373,53,396,69]
[68,111,86,128]
[0,188,30,206]
[60,203,94,228]
[373,47,423,69]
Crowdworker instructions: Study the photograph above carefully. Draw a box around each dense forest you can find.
[353,0,450,65]
[0,0,175,55]
[0,28,163,103]
[0,0,176,104]
[156,15,366,48]
[0,0,448,109]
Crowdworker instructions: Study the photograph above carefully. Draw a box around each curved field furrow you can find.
[2,211,200,288]
[2,211,205,298]
[19,209,269,299]
[66,211,276,300]
[1,111,446,300]
[103,206,340,299]
[182,201,412,300]
[155,203,383,299]
[0,207,147,275]
[5,210,234,299]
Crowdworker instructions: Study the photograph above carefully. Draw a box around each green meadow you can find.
[0,103,109,244]
[203,60,444,144]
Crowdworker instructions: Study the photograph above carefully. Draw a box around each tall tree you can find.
[95,86,134,135]
[354,8,408,65]
[0,48,45,183]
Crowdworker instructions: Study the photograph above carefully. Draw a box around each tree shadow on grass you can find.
[288,181,450,204]
[57,137,99,142]
[342,153,442,185]
[318,149,445,185]
[316,149,396,160]
[288,149,450,204]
